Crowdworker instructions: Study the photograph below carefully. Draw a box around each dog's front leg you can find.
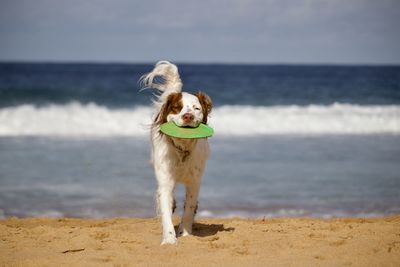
[157,180,177,245]
[178,180,200,237]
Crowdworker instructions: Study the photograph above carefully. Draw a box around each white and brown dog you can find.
[140,61,212,245]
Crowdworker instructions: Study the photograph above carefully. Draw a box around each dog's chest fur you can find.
[168,137,197,162]
[152,133,209,184]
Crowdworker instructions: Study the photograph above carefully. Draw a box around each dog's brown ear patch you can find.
[154,92,183,125]
[196,91,212,124]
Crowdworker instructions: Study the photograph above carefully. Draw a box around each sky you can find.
[0,0,399,64]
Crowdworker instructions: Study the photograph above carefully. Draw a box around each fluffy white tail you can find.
[140,61,182,102]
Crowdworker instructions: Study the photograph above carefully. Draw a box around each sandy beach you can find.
[1,216,399,267]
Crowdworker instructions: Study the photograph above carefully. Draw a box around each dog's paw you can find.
[177,225,192,237]
[161,234,177,245]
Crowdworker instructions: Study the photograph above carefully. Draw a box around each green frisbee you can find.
[160,121,214,139]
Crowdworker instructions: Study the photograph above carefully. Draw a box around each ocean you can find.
[0,63,399,218]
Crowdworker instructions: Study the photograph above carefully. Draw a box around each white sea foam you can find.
[194,208,396,219]
[0,102,152,137]
[212,104,400,135]
[0,102,399,136]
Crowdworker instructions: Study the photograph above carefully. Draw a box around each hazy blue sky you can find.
[0,0,399,64]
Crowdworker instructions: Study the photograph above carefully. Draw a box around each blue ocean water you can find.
[0,63,399,218]
[1,63,400,107]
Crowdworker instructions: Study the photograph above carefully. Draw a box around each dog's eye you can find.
[194,107,201,111]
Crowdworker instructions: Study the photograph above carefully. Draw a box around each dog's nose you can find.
[182,113,194,122]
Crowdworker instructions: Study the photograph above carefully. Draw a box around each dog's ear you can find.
[196,91,212,124]
[154,92,183,125]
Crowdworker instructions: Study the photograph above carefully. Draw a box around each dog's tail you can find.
[139,61,182,102]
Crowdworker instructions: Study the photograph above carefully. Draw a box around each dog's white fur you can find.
[140,61,211,245]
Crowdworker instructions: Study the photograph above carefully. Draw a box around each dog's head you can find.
[155,92,212,128]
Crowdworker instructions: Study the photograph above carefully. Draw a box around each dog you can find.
[140,61,212,245]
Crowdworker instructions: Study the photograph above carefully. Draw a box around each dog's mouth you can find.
[181,125,199,129]
[174,120,201,128]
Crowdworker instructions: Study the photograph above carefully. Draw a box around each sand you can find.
[1,216,399,267]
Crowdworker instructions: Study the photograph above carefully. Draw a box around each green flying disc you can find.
[160,121,214,139]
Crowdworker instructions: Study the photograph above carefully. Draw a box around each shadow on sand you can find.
[189,223,235,237]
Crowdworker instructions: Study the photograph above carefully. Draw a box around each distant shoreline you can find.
[1,216,399,266]
[1,61,400,67]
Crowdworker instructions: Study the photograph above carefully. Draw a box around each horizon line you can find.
[0,59,399,67]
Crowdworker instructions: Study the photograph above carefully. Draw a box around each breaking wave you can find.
[0,102,399,136]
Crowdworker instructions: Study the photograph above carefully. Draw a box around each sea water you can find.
[0,63,399,218]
